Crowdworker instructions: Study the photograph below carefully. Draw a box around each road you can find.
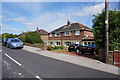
[2,45,119,80]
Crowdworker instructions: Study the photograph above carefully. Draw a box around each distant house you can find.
[48,20,95,47]
[18,28,48,44]
[35,27,48,44]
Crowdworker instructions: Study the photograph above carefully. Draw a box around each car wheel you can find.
[91,51,95,55]
[68,49,71,52]
[7,44,9,48]
[10,45,13,49]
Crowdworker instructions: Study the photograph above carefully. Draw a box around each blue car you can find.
[77,44,96,55]
[6,38,24,49]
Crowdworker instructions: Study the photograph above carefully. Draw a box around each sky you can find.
[1,1,119,35]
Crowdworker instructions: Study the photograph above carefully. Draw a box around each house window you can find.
[84,42,87,45]
[64,42,71,46]
[92,42,95,44]
[55,32,60,37]
[49,33,52,37]
[64,31,71,36]
[75,30,80,35]
[88,42,91,44]
[75,42,80,44]
[56,42,60,46]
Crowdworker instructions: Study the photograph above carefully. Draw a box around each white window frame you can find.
[75,30,80,35]
[49,33,52,37]
[56,42,61,46]
[55,32,60,37]
[75,42,80,44]
[64,31,71,36]
[64,42,71,46]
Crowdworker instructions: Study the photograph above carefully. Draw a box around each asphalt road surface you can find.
[2,45,119,80]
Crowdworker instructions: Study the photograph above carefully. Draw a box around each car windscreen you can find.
[11,39,20,42]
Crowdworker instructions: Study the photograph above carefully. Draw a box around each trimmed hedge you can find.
[53,46,63,49]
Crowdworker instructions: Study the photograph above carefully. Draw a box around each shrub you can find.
[47,45,53,50]
[53,46,63,49]
[25,31,43,44]
[18,35,25,42]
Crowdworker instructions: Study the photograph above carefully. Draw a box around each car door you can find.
[7,39,11,47]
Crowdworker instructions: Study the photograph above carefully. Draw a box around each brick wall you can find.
[48,30,92,40]
[113,51,120,67]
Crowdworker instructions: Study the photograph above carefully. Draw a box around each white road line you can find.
[0,50,2,52]
[5,53,22,66]
[35,76,43,80]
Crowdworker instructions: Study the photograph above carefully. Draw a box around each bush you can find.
[18,35,25,42]
[53,46,63,49]
[47,45,53,50]
[2,33,14,39]
[25,31,43,44]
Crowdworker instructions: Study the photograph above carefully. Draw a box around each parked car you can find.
[68,44,82,52]
[2,38,9,46]
[76,44,96,55]
[6,38,24,49]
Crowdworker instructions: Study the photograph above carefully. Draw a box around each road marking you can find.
[5,53,22,66]
[0,50,2,52]
[35,76,43,80]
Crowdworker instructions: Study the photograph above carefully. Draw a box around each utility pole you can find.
[105,0,109,63]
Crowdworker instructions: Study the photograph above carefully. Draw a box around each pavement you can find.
[23,45,119,76]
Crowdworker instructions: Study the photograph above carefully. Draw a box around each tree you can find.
[2,33,14,39]
[92,10,120,51]
[18,35,26,42]
[25,31,43,44]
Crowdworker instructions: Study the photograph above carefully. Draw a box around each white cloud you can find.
[30,12,70,32]
[27,3,105,32]
[75,3,105,16]
[2,0,119,2]
[23,22,33,25]
[0,16,6,18]
[2,27,19,32]
[3,17,27,21]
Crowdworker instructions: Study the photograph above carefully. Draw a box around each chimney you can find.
[67,20,71,26]
[36,27,39,32]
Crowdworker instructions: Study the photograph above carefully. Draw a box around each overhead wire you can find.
[86,0,96,26]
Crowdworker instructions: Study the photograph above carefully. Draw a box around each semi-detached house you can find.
[48,20,95,47]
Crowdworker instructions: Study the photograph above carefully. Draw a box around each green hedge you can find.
[53,46,63,49]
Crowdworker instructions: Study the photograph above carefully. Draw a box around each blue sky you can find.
[1,1,119,34]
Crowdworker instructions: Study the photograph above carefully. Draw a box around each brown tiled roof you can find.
[37,29,48,35]
[50,23,92,33]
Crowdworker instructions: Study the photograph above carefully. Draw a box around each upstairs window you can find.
[75,30,80,35]
[49,33,52,37]
[64,31,71,36]
[55,32,60,37]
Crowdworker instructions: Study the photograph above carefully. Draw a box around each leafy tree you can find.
[92,10,120,51]
[18,35,26,42]
[2,33,14,39]
[25,31,43,44]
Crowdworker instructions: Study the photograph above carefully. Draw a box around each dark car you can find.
[76,44,96,55]
[2,38,9,46]
[68,44,82,52]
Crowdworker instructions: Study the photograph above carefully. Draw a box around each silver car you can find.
[6,38,24,49]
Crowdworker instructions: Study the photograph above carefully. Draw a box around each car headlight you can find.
[21,43,23,45]
[12,43,16,46]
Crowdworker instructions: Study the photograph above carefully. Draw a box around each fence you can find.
[25,43,47,50]
[113,50,120,67]
[107,50,120,67]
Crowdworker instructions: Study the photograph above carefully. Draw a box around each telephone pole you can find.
[105,0,109,63]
